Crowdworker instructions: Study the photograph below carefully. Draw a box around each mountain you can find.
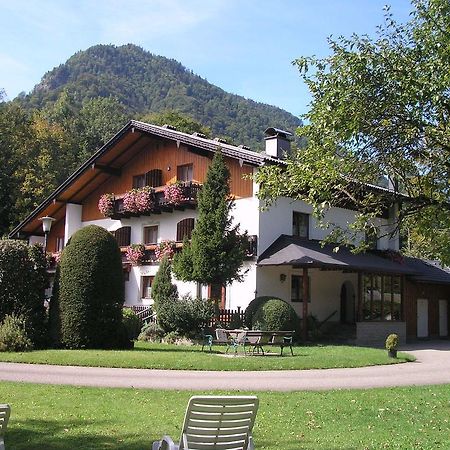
[20,44,301,151]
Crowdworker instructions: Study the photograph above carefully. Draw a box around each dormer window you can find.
[292,212,309,239]
[177,164,193,182]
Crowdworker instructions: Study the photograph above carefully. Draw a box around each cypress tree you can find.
[173,150,247,290]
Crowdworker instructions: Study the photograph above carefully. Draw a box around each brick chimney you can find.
[264,127,292,159]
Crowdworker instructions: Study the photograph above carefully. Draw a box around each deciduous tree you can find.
[255,0,450,264]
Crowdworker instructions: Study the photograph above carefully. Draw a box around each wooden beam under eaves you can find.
[91,163,121,176]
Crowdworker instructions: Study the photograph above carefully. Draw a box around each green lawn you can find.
[1,382,448,449]
[0,341,414,370]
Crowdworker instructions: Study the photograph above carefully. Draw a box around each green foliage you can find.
[252,299,298,331]
[57,225,128,349]
[256,0,450,264]
[244,296,277,328]
[173,151,247,287]
[157,295,214,337]
[385,333,399,351]
[3,44,301,237]
[152,256,178,305]
[48,265,61,346]
[141,110,211,136]
[122,308,142,340]
[138,321,164,342]
[20,44,301,151]
[0,314,33,352]
[0,240,47,346]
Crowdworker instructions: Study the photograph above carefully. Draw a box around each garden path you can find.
[0,341,448,391]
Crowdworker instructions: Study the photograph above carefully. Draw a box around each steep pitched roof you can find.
[9,121,279,238]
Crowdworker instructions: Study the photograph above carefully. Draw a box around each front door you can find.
[417,298,429,338]
[439,300,448,337]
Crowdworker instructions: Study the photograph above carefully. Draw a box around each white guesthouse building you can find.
[10,121,450,344]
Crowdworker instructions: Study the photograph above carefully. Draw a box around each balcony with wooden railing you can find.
[108,182,202,220]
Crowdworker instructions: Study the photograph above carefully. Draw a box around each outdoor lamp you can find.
[39,216,55,253]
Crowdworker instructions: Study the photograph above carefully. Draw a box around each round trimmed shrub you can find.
[252,298,298,331]
[57,225,128,349]
[0,240,47,346]
[244,296,281,328]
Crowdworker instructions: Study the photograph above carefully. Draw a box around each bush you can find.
[122,308,142,340]
[385,333,399,351]
[56,225,128,349]
[0,240,47,347]
[0,314,33,352]
[229,312,243,330]
[244,296,277,328]
[252,299,298,332]
[138,322,164,342]
[162,331,184,344]
[158,295,214,337]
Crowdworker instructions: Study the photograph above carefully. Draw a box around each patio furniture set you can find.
[202,329,294,356]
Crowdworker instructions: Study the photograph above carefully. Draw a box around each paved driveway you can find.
[0,341,448,391]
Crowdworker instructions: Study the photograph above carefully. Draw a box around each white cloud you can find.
[95,0,229,43]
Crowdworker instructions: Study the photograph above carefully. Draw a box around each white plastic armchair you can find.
[0,404,11,450]
[152,396,259,450]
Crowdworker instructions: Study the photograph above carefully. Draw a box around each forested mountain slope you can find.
[21,44,301,150]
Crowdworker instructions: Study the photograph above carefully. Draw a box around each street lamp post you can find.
[39,216,55,253]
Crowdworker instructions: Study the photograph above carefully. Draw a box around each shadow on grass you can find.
[8,420,360,450]
[130,346,206,354]
[7,418,151,450]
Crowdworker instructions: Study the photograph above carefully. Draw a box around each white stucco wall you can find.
[257,196,398,254]
[64,203,83,244]
[256,265,358,321]
[226,261,257,309]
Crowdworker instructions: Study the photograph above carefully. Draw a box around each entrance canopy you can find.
[257,235,416,275]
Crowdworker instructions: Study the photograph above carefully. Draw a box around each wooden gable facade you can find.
[11,121,259,253]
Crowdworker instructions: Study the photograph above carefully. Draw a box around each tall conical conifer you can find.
[173,150,247,289]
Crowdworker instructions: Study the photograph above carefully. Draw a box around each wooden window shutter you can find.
[114,226,131,247]
[176,218,195,241]
[145,169,163,187]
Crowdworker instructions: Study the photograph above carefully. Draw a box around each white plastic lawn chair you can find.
[0,404,11,450]
[152,396,259,450]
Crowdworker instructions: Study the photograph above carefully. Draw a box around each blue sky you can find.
[0,0,413,117]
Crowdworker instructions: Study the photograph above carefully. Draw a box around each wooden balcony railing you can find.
[110,182,201,219]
